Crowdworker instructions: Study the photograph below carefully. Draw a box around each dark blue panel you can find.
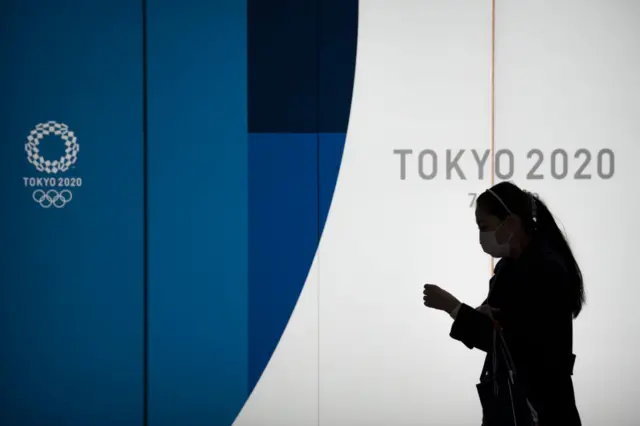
[248,0,358,133]
[248,134,319,392]
[0,2,144,426]
[318,0,358,133]
[319,133,347,235]
[248,0,318,132]
[146,1,248,426]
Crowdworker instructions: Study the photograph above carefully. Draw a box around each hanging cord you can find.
[492,326,498,396]
[486,263,539,425]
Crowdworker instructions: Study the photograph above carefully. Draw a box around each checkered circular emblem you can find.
[25,121,80,174]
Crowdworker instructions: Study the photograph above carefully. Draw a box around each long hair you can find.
[476,181,585,318]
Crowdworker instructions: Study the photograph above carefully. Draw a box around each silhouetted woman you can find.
[423,181,583,425]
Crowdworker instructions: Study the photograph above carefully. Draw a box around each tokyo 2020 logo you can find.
[23,121,83,208]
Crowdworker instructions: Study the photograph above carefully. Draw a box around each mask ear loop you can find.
[486,189,514,217]
[488,188,538,231]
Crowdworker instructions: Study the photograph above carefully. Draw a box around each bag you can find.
[477,322,539,426]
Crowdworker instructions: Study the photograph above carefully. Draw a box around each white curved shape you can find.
[234,1,640,425]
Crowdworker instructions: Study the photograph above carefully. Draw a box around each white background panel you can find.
[235,1,640,425]
[495,2,640,424]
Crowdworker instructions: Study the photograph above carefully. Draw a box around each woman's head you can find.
[475,181,585,318]
[475,182,537,258]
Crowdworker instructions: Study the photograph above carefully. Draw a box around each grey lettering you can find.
[395,147,615,182]
[471,149,490,180]
[526,149,544,180]
[550,149,568,179]
[393,149,413,180]
[495,149,514,180]
[418,149,437,180]
[446,149,466,180]
[573,149,592,179]
[597,148,614,179]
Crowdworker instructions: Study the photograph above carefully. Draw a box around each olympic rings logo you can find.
[25,121,79,174]
[32,189,73,208]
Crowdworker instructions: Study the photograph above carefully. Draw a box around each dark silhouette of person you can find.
[423,181,582,425]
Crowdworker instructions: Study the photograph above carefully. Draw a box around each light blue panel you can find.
[146,1,248,425]
[0,1,144,426]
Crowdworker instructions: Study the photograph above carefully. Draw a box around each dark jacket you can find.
[450,238,581,426]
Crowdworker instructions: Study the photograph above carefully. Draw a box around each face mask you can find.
[480,223,512,258]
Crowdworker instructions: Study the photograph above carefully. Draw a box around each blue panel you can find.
[248,134,319,392]
[0,2,144,426]
[146,1,248,425]
[319,133,347,235]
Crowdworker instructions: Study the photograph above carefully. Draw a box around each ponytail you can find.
[477,181,586,319]
[531,194,585,318]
